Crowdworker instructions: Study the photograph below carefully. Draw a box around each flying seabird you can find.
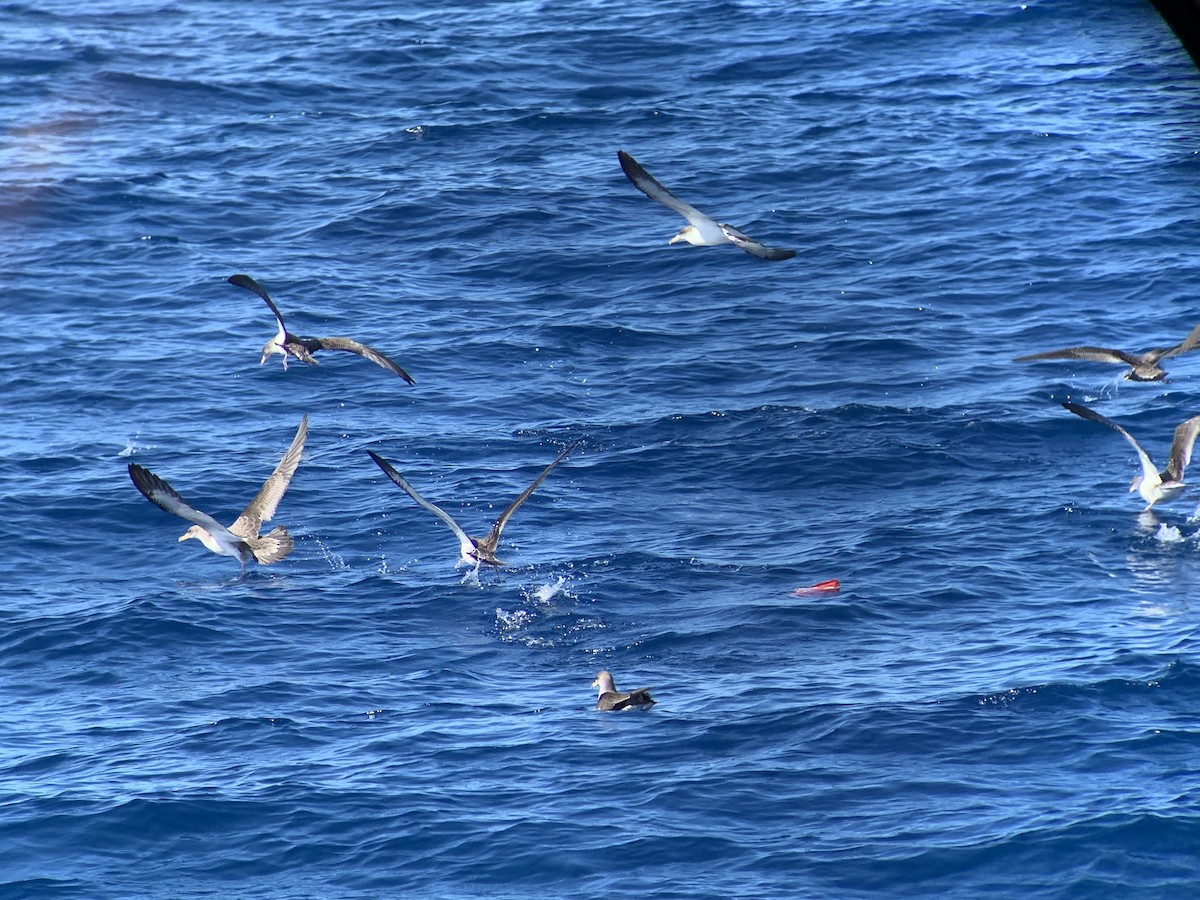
[1015,322,1200,381]
[228,273,415,384]
[617,150,795,261]
[592,671,656,711]
[366,441,581,568]
[1062,401,1200,509]
[128,414,309,572]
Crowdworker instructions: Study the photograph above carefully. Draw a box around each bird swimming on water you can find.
[228,274,415,384]
[617,150,796,261]
[592,671,656,711]
[366,441,582,568]
[1014,321,1200,382]
[1061,401,1200,509]
[128,414,309,572]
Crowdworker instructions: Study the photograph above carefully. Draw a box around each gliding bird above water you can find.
[228,274,415,384]
[1061,401,1200,509]
[617,150,796,261]
[127,414,309,572]
[366,441,582,568]
[1015,321,1200,382]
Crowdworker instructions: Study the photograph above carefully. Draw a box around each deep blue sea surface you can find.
[3,1,1200,896]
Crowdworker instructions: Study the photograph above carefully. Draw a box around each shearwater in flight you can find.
[228,274,415,384]
[1062,401,1200,509]
[617,150,795,261]
[1015,321,1200,382]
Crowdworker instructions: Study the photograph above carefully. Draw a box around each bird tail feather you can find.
[250,526,293,564]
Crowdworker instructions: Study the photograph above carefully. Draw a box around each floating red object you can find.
[791,579,841,596]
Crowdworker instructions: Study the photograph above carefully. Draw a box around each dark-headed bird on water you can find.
[617,150,795,261]
[228,274,415,384]
[128,414,309,572]
[1015,321,1200,382]
[366,441,581,568]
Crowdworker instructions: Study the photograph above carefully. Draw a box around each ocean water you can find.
[2,0,1199,896]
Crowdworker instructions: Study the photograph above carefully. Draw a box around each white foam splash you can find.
[1154,523,1184,544]
[495,607,534,631]
[531,575,567,604]
[313,536,348,571]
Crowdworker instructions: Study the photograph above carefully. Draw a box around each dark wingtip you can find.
[127,462,161,502]
[1149,0,1200,72]
[366,449,403,483]
[617,149,641,180]
[749,244,797,262]
[227,273,272,302]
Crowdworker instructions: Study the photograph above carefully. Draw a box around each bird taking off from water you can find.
[1062,401,1200,509]
[366,441,581,568]
[128,414,309,573]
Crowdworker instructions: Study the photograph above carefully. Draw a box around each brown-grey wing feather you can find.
[128,463,227,533]
[1014,346,1139,366]
[605,688,655,710]
[476,440,581,556]
[231,414,308,539]
[618,150,712,226]
[1061,401,1158,485]
[366,451,476,550]
[720,224,796,261]
[228,273,289,333]
[1158,321,1200,360]
[312,336,415,384]
[1165,415,1200,481]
